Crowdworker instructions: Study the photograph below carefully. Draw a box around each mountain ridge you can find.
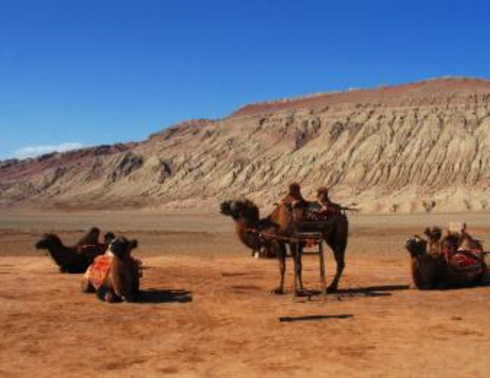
[1,77,489,213]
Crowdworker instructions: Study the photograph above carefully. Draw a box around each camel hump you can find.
[76,227,101,246]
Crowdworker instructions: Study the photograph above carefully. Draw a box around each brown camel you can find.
[220,198,349,295]
[82,236,141,302]
[267,199,349,294]
[405,234,489,290]
[35,233,107,273]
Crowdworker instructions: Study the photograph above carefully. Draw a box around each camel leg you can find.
[328,247,345,292]
[294,243,305,293]
[81,278,95,293]
[292,243,298,297]
[271,243,286,295]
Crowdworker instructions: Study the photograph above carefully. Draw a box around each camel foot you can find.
[105,291,117,303]
[293,289,307,297]
[271,287,284,295]
[326,285,338,294]
[80,279,95,293]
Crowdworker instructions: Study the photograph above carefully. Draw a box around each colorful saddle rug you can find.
[84,255,143,291]
[446,249,485,278]
[84,255,112,290]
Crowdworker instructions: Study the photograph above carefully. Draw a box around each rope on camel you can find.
[244,227,322,245]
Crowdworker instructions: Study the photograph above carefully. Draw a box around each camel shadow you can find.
[297,284,409,301]
[336,284,410,294]
[138,289,193,304]
[333,284,410,298]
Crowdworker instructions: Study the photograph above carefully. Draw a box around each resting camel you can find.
[35,229,109,273]
[220,196,349,295]
[82,236,141,302]
[405,233,489,290]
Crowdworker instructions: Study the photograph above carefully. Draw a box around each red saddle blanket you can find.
[85,255,143,290]
[85,255,112,290]
[446,250,484,276]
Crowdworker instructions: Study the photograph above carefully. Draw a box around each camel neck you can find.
[45,239,68,266]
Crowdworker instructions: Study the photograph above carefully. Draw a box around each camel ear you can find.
[129,239,138,250]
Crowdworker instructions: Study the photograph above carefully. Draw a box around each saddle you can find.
[84,254,143,290]
[84,255,112,290]
[445,249,485,279]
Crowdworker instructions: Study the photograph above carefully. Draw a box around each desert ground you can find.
[0,208,489,377]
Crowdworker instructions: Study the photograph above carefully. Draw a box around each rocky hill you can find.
[1,77,489,213]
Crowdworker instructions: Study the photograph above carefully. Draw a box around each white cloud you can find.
[13,142,84,159]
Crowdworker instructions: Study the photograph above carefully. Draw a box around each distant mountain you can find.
[1,77,489,213]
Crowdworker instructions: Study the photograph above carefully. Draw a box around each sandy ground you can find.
[0,209,490,377]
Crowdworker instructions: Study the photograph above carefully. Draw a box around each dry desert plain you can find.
[0,208,490,377]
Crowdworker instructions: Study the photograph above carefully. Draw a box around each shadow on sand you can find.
[279,314,353,322]
[335,284,410,296]
[138,289,193,304]
[295,284,410,301]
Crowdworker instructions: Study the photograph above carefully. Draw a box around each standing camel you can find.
[268,200,349,294]
[220,198,349,295]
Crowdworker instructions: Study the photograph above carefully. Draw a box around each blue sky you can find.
[1,0,490,159]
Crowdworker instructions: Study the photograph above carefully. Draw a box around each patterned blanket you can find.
[84,255,112,290]
[446,249,484,278]
[84,255,143,291]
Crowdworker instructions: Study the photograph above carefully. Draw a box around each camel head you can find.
[104,232,116,244]
[405,236,428,258]
[219,199,260,223]
[109,236,138,260]
[35,233,62,250]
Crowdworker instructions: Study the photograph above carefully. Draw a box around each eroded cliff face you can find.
[1,78,489,213]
